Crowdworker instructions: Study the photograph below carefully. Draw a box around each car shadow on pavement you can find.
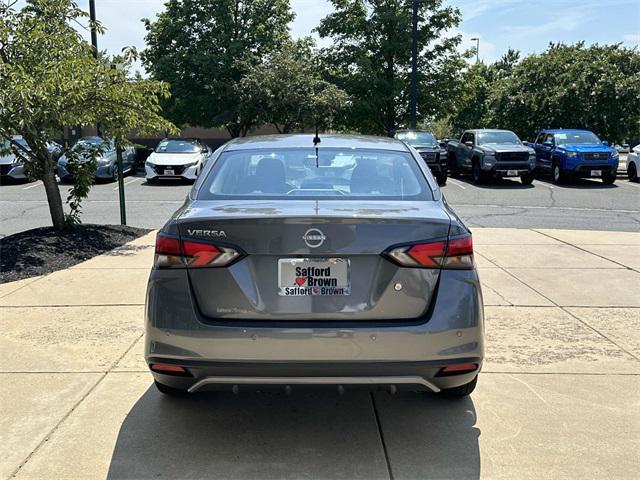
[534,176,619,189]
[454,175,534,189]
[106,387,480,480]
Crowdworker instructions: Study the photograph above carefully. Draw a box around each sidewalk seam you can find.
[480,245,640,363]
[8,332,144,478]
[532,229,640,274]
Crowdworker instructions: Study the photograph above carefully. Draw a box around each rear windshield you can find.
[476,131,521,145]
[198,148,432,201]
[554,131,600,146]
[396,131,436,145]
[156,139,200,153]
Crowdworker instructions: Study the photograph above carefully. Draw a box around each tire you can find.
[440,376,478,398]
[471,160,484,184]
[520,172,534,185]
[436,173,447,186]
[602,170,616,185]
[154,380,188,396]
[449,156,460,178]
[146,177,158,185]
[627,162,638,182]
[552,161,564,184]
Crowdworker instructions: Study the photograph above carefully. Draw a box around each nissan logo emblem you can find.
[302,228,326,248]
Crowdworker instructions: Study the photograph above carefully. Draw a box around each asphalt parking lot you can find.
[1,160,638,237]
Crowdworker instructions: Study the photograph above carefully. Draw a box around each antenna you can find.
[313,120,321,168]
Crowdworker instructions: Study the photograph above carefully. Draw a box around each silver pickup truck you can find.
[447,129,536,184]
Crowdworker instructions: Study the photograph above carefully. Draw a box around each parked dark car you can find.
[394,130,448,185]
[532,129,619,184]
[57,136,136,182]
[447,129,536,185]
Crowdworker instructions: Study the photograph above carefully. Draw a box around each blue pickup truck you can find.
[532,129,619,184]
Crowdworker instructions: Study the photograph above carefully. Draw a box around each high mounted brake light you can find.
[385,234,474,269]
[154,234,242,269]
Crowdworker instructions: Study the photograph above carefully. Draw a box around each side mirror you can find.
[464,141,473,147]
[602,141,609,146]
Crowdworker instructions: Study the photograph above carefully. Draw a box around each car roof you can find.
[542,129,592,134]
[224,134,410,152]
[466,129,514,133]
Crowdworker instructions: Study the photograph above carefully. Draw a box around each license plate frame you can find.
[278,258,351,296]
[590,169,602,177]
[164,168,175,176]
[506,170,519,177]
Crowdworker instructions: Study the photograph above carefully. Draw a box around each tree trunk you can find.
[41,158,65,230]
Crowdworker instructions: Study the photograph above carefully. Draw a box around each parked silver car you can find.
[0,136,62,181]
[146,134,484,398]
[57,136,135,182]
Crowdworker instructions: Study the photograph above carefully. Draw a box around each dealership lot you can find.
[1,165,639,237]
[1,227,638,479]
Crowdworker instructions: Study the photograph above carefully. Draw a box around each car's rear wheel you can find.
[602,170,616,185]
[154,380,188,396]
[440,376,477,398]
[627,163,638,182]
[520,172,534,185]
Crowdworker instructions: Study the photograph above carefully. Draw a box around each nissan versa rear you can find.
[145,134,484,398]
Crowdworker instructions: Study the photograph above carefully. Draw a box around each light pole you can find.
[471,37,480,63]
[410,0,418,130]
[88,0,101,138]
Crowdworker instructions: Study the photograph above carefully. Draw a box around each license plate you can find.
[278,258,350,296]
[590,170,601,177]
[164,168,175,176]
[506,170,519,177]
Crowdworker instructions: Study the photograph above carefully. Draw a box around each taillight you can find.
[154,235,183,268]
[182,240,240,268]
[154,234,242,269]
[385,234,474,269]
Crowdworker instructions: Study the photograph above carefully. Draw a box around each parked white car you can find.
[627,144,639,182]
[145,138,210,183]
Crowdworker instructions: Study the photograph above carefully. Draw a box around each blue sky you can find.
[19,0,640,67]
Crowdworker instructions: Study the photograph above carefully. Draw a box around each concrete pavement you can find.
[1,228,639,479]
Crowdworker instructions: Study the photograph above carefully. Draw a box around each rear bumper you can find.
[149,359,482,393]
[145,268,485,391]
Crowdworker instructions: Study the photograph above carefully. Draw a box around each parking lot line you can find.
[447,179,466,190]
[113,178,141,190]
[22,181,42,190]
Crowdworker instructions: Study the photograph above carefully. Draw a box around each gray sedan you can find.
[57,136,135,182]
[146,134,484,399]
[0,136,62,181]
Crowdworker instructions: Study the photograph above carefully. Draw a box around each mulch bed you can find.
[0,224,151,283]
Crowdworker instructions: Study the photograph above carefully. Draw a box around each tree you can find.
[486,43,640,142]
[142,0,294,137]
[451,49,520,135]
[238,38,348,133]
[0,0,177,229]
[317,0,467,136]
